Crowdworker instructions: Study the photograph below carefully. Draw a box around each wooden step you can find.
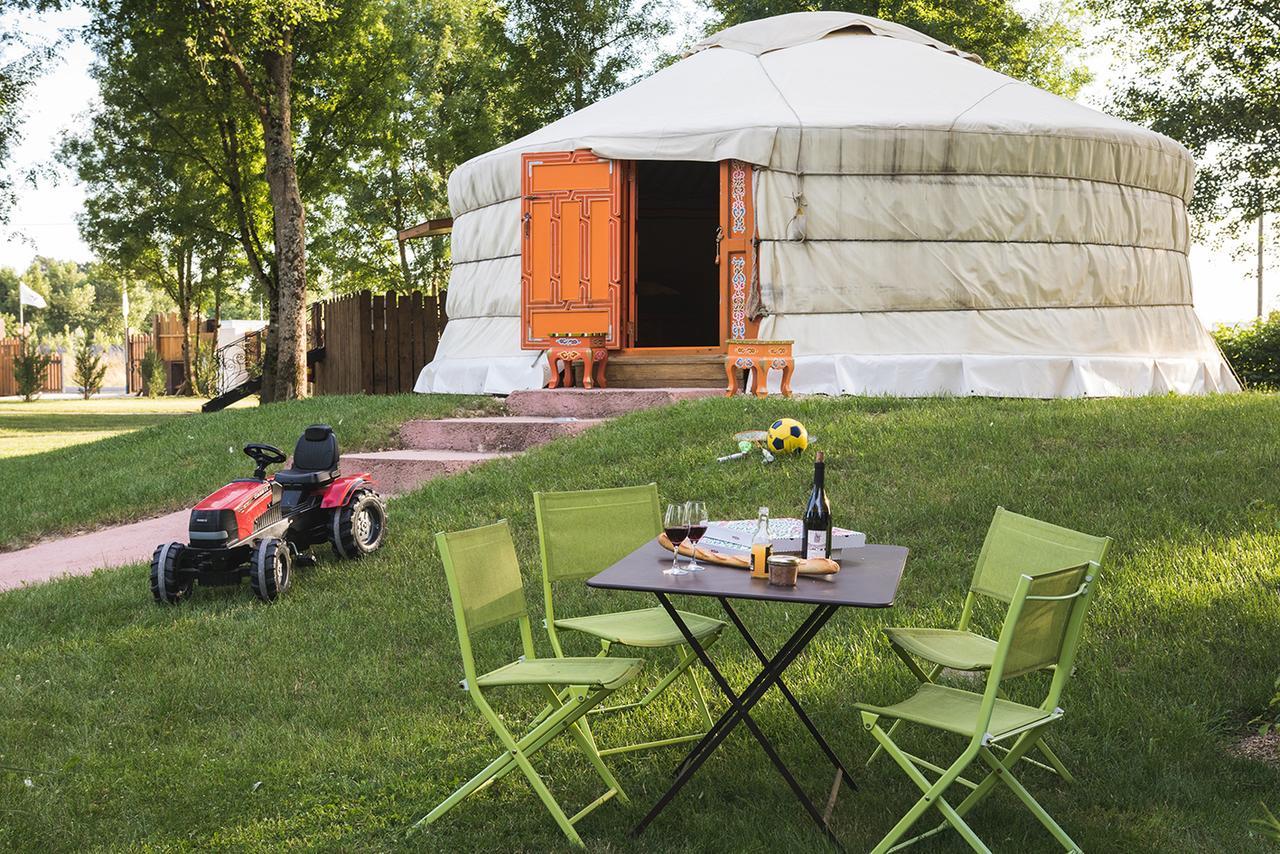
[343,449,511,494]
[604,354,725,389]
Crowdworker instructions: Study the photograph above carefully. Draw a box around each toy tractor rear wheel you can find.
[150,542,193,605]
[329,490,386,559]
[250,537,292,602]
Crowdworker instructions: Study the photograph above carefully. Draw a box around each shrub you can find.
[72,334,108,399]
[191,346,218,397]
[1212,313,1280,390]
[139,347,166,398]
[13,336,55,402]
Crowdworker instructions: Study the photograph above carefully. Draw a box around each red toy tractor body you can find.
[151,424,387,603]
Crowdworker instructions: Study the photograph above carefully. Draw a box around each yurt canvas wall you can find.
[415,12,1239,397]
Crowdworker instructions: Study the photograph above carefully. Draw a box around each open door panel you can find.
[719,159,758,342]
[520,150,627,349]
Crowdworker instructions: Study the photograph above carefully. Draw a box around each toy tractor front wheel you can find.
[330,490,386,559]
[151,542,193,605]
[250,537,292,602]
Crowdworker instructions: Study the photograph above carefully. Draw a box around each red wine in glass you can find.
[687,524,707,543]
[665,526,689,546]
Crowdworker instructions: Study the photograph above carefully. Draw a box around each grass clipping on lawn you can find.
[2,394,1279,851]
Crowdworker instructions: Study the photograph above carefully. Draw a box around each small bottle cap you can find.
[759,506,769,515]
[815,451,824,462]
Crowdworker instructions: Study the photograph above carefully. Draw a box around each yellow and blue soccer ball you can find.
[766,418,808,454]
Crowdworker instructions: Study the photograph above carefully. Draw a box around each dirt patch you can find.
[1229,730,1280,766]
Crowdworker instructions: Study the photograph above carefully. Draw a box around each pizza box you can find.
[700,518,866,557]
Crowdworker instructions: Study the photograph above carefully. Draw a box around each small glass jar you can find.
[767,554,800,587]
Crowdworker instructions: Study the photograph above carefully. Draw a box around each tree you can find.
[0,22,54,227]
[704,0,1090,97]
[13,334,54,401]
[503,0,673,121]
[72,332,107,398]
[1091,0,1279,315]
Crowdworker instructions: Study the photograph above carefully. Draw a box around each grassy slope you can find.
[0,393,497,549]
[2,394,1278,851]
[0,396,250,458]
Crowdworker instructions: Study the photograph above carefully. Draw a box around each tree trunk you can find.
[178,247,194,396]
[261,45,308,401]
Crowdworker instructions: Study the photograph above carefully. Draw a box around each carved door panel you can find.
[520,150,627,349]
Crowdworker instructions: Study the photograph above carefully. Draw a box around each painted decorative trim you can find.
[730,162,747,235]
[730,255,747,339]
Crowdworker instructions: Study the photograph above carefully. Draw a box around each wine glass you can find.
[663,502,690,576]
[685,501,708,571]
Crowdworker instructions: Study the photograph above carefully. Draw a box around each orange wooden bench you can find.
[546,333,609,389]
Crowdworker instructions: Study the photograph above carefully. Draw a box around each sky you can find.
[0,4,1270,328]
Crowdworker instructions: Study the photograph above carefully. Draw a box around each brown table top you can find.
[586,539,909,608]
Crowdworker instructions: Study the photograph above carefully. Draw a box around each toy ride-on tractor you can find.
[150,424,387,604]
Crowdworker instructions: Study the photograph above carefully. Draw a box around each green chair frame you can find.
[857,562,1099,853]
[871,507,1111,782]
[534,484,725,756]
[411,520,645,848]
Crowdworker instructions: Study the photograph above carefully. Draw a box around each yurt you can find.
[414,11,1239,397]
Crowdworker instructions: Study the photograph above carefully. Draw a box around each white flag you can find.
[18,283,46,309]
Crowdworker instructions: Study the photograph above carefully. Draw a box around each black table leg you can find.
[718,598,857,790]
[673,602,832,777]
[632,594,845,851]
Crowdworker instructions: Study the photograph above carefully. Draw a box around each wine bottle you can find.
[750,506,771,578]
[802,452,832,559]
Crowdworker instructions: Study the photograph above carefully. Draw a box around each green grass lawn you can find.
[2,394,1278,851]
[0,396,254,458]
[0,393,498,550]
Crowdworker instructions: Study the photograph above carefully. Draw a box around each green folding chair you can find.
[411,520,644,848]
[534,484,725,755]
[857,562,1099,853]
[871,507,1111,782]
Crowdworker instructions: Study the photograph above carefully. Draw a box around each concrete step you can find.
[506,387,722,419]
[343,449,511,495]
[400,416,604,453]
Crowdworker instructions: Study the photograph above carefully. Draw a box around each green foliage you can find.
[71,334,108,399]
[191,343,219,398]
[139,347,166,398]
[1253,802,1280,844]
[705,0,1091,97]
[12,336,54,402]
[1253,674,1280,737]
[1212,313,1280,390]
[1091,0,1280,236]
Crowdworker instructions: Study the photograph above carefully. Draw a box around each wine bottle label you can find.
[806,530,828,559]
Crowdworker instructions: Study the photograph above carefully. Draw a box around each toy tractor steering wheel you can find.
[244,443,287,480]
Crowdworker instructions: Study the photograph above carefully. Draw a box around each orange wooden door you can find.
[521,150,627,349]
[719,159,757,342]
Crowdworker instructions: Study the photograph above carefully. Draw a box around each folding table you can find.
[587,538,909,849]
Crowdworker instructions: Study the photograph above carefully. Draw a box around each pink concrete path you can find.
[0,510,190,592]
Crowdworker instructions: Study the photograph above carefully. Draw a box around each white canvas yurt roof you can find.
[418,12,1238,397]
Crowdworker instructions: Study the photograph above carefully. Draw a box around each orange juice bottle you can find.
[750,506,771,579]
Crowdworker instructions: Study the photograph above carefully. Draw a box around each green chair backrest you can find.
[979,562,1098,733]
[534,484,662,585]
[970,507,1111,603]
[436,520,536,685]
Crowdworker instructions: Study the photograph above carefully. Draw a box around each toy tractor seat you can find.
[275,424,340,486]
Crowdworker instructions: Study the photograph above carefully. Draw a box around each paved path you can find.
[0,510,188,592]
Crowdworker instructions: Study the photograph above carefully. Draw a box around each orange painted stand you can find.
[546,333,609,389]
[725,339,794,398]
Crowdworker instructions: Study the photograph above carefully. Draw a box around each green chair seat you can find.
[555,607,725,648]
[856,683,1055,740]
[478,656,644,690]
[884,627,998,671]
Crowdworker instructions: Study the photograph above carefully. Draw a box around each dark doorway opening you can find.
[633,161,719,347]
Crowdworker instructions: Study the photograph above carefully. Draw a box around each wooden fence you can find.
[0,338,63,397]
[312,290,446,396]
